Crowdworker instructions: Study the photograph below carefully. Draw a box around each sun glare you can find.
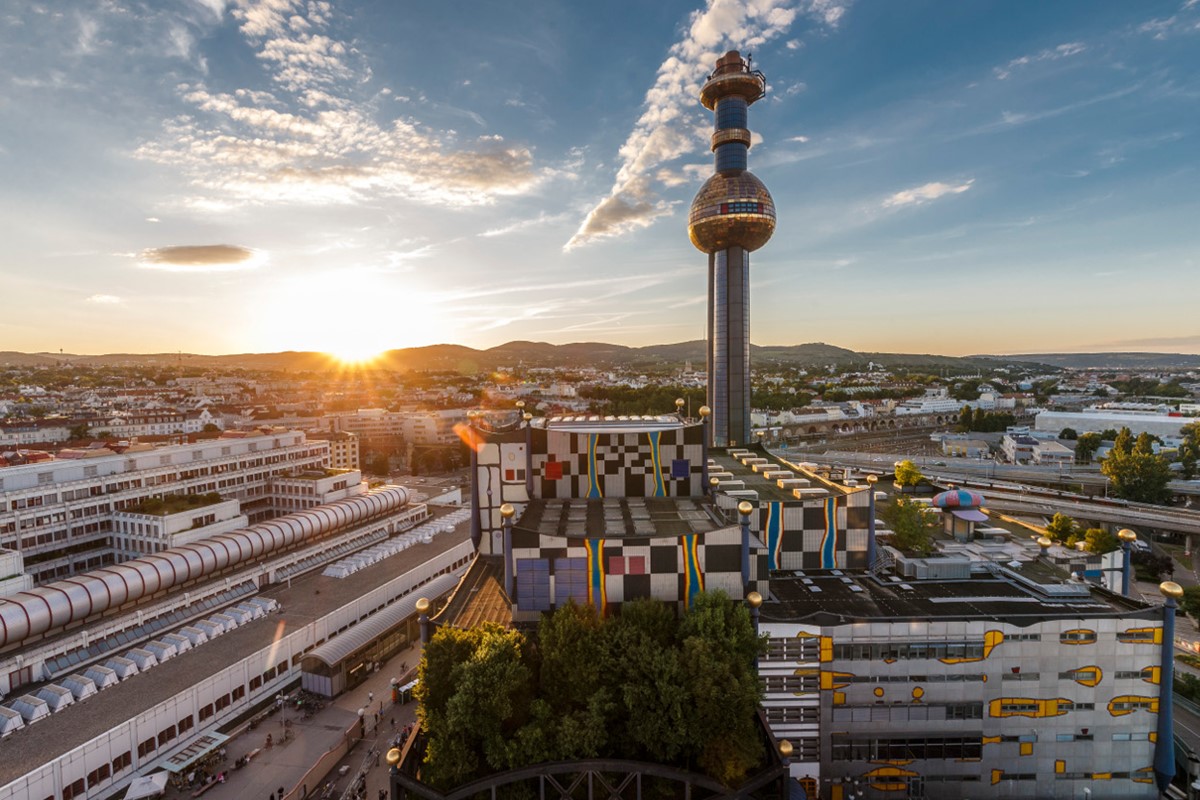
[250,270,448,361]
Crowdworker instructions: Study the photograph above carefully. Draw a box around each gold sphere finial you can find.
[737,500,755,516]
[778,740,793,758]
[500,503,515,520]
[1037,536,1052,549]
[710,476,721,486]
[415,597,430,615]
[1118,529,1138,543]
[523,412,533,422]
[386,747,402,766]
[1161,581,1184,600]
[515,400,525,409]
[698,405,711,418]
[747,590,763,608]
[675,397,686,409]
[866,474,878,485]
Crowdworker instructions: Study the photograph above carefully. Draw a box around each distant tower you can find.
[688,50,775,448]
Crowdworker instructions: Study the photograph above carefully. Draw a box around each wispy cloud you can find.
[85,294,122,304]
[994,41,1086,80]
[883,179,974,208]
[565,0,849,250]
[479,211,570,238]
[138,244,263,272]
[135,0,541,209]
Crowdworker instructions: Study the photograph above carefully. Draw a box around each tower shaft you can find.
[688,50,775,448]
[708,247,750,447]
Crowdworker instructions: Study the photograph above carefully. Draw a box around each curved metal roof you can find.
[303,571,462,668]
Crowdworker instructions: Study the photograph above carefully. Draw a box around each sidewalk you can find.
[165,642,422,800]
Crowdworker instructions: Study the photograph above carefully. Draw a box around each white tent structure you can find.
[163,633,192,653]
[144,640,177,663]
[104,656,139,680]
[179,626,209,646]
[61,674,98,701]
[34,685,74,712]
[9,694,50,724]
[84,664,119,690]
[123,771,169,799]
[0,706,24,737]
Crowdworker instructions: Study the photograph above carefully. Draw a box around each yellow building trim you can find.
[991,769,1004,785]
[1020,742,1033,756]
[1119,626,1162,645]
[1107,695,1158,716]
[1055,760,1066,774]
[989,697,1071,718]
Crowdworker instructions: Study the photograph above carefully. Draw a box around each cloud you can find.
[479,211,571,238]
[565,0,849,250]
[883,179,974,208]
[135,1,541,208]
[85,294,122,304]
[138,244,262,272]
[994,42,1086,79]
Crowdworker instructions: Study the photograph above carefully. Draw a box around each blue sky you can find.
[1,0,1197,359]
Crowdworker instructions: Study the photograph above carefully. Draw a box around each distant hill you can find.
[0,342,1050,374]
[981,352,1200,369]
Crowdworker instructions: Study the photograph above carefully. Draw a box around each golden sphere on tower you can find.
[688,171,776,253]
[523,412,533,422]
[500,503,516,519]
[1161,581,1184,600]
[515,400,525,409]
[698,405,711,418]
[737,500,755,516]
[778,740,793,758]
[675,397,686,409]
[866,474,878,485]
[1037,536,1052,549]
[710,476,721,486]
[415,597,430,615]
[747,590,763,608]
[386,748,402,766]
[1118,529,1138,542]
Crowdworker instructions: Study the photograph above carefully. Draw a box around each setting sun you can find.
[249,269,448,358]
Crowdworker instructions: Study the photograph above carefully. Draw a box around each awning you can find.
[304,572,460,669]
[951,509,989,522]
[160,732,228,773]
[124,772,169,799]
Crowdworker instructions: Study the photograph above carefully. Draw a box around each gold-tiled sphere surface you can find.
[688,171,776,253]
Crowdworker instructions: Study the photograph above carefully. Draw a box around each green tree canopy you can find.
[1082,527,1120,555]
[880,497,938,556]
[1075,432,1102,464]
[1059,427,1078,440]
[1102,430,1173,504]
[415,593,766,790]
[1044,513,1076,542]
[893,459,924,488]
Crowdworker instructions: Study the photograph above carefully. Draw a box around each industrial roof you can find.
[303,571,461,668]
[514,497,719,540]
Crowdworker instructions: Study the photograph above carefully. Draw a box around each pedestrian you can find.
[270,794,276,800]
[389,717,394,729]
[279,786,286,799]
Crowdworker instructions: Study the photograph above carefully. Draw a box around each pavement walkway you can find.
[159,642,422,800]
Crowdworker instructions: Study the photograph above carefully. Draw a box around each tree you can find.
[1101,435,1174,504]
[202,423,220,433]
[1179,421,1200,480]
[893,459,924,488]
[1082,527,1120,555]
[1132,550,1175,583]
[1044,513,1076,542]
[1058,427,1078,440]
[1075,432,1101,464]
[1180,586,1200,622]
[880,498,937,556]
[1134,432,1158,455]
[68,423,90,440]
[957,405,974,432]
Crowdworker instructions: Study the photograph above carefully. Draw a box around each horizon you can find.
[6,337,1200,362]
[3,1,1199,357]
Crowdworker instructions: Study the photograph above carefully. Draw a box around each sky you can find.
[1,0,1198,360]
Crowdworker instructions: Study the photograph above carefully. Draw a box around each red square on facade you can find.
[544,460,563,480]
[627,556,646,575]
[608,556,625,575]
[504,469,516,482]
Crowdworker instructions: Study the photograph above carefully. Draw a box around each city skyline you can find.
[3,0,1198,360]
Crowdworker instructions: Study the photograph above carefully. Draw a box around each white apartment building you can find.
[0,430,329,584]
[328,408,467,446]
[1035,409,1190,440]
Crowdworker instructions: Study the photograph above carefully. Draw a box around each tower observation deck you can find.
[688,50,776,448]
